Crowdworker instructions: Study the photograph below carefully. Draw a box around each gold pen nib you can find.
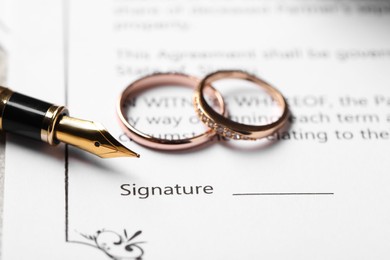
[54,116,140,158]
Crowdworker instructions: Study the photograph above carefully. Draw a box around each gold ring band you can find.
[117,73,226,150]
[193,70,289,140]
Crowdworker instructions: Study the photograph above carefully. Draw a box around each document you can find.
[2,0,390,259]
[0,0,8,85]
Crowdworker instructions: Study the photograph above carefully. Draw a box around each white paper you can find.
[2,0,390,259]
[0,0,9,84]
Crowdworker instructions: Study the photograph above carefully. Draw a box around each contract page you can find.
[2,0,390,259]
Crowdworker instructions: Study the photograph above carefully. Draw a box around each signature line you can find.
[232,192,334,196]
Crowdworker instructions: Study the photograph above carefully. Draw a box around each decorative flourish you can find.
[79,229,145,260]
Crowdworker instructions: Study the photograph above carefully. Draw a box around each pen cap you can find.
[0,87,68,144]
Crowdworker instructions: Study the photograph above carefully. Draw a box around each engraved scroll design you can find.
[79,229,144,260]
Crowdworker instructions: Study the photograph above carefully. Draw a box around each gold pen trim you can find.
[0,86,13,130]
[41,105,68,144]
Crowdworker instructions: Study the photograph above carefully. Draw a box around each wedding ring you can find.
[193,70,289,140]
[117,73,226,150]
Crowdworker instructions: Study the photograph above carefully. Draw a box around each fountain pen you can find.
[0,86,140,158]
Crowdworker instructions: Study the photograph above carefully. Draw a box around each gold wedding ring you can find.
[193,70,289,140]
[117,73,226,150]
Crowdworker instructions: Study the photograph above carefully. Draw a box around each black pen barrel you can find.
[0,87,68,144]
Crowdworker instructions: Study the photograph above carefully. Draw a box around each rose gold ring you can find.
[193,70,289,140]
[117,73,226,150]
